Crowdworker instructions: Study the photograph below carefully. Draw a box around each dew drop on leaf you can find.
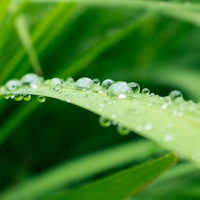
[5,80,21,91]
[117,125,130,135]
[23,93,31,101]
[38,96,45,103]
[4,94,9,99]
[99,116,112,128]
[93,78,100,86]
[76,77,93,91]
[164,134,174,142]
[21,73,41,89]
[14,94,22,101]
[101,79,114,90]
[49,78,63,91]
[141,88,150,95]
[107,82,132,97]
[128,82,140,93]
[169,90,183,101]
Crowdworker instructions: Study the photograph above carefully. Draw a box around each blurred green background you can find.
[1,0,200,199]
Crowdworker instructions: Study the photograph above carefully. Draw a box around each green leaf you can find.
[0,78,199,167]
[48,153,177,200]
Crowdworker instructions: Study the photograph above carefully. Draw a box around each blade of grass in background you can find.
[15,15,43,75]
[48,153,177,200]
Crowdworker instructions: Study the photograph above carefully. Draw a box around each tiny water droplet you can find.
[144,123,153,130]
[93,78,100,86]
[38,96,45,103]
[23,93,31,101]
[164,134,174,142]
[14,94,22,101]
[76,77,93,91]
[149,93,155,97]
[99,116,111,128]
[128,82,140,93]
[169,90,183,101]
[161,103,168,109]
[65,77,74,85]
[102,79,114,90]
[117,125,130,135]
[118,94,126,99]
[141,88,150,95]
[4,94,9,99]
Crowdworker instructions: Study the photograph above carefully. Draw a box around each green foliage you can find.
[0,0,200,200]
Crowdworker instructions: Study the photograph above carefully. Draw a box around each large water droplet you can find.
[117,125,130,135]
[107,81,132,97]
[23,93,31,101]
[128,82,140,93]
[49,78,63,91]
[21,73,41,89]
[6,80,21,91]
[169,90,183,101]
[38,96,45,103]
[99,116,111,128]
[102,79,114,90]
[76,77,93,91]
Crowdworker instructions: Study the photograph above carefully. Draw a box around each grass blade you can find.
[48,153,177,200]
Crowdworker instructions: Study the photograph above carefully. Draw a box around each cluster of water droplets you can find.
[3,73,200,148]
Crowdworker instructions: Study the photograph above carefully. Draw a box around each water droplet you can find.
[4,94,9,99]
[102,79,114,90]
[107,82,132,97]
[49,78,63,91]
[23,93,31,101]
[65,77,74,85]
[149,93,155,97]
[164,134,174,142]
[193,147,200,161]
[136,125,143,131]
[5,80,21,91]
[9,93,15,99]
[118,94,126,99]
[14,94,22,101]
[169,90,183,101]
[144,123,153,130]
[92,86,101,93]
[38,96,45,103]
[161,103,168,109]
[128,82,140,93]
[76,77,93,91]
[44,79,50,86]
[93,78,100,86]
[112,113,117,119]
[117,125,130,135]
[21,73,41,89]
[141,88,150,95]
[99,116,111,128]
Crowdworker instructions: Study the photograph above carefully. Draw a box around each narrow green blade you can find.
[49,153,177,200]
